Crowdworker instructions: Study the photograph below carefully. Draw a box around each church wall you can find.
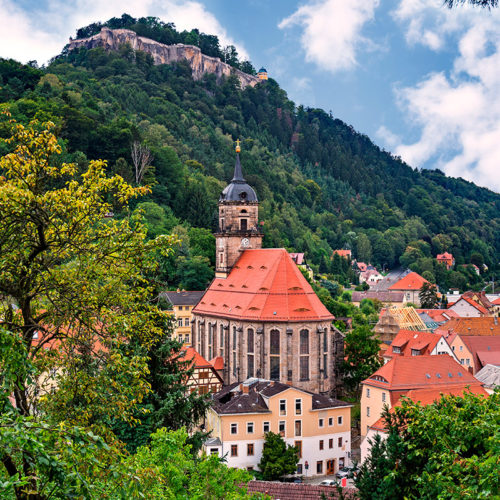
[192,314,339,394]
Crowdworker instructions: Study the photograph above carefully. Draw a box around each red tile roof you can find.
[388,272,428,291]
[415,309,459,323]
[493,298,500,305]
[437,252,453,260]
[181,346,212,369]
[386,329,441,358]
[209,356,224,371]
[193,249,334,322]
[451,296,489,315]
[435,317,500,337]
[363,355,478,390]
[460,335,500,372]
[247,480,356,499]
[332,249,352,259]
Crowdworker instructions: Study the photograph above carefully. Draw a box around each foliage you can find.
[127,427,267,499]
[445,0,498,7]
[341,326,382,396]
[356,390,500,499]
[257,432,299,481]
[419,282,439,308]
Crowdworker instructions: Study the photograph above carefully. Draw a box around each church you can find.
[191,144,343,395]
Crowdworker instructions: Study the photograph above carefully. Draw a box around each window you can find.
[247,443,254,456]
[231,445,238,457]
[329,438,333,449]
[328,417,334,426]
[247,422,254,434]
[279,400,286,416]
[263,422,270,433]
[452,345,455,351]
[295,399,302,415]
[279,421,286,435]
[319,418,324,428]
[219,253,224,265]
[230,423,238,435]
[367,407,370,417]
[240,218,248,231]
[233,326,236,348]
[466,359,470,366]
[411,349,421,356]
[392,346,401,354]
[270,330,280,380]
[220,325,224,356]
[297,464,303,474]
[295,440,302,458]
[247,354,254,378]
[317,461,323,474]
[323,353,328,379]
[295,420,302,437]
[319,440,324,450]
[459,345,463,351]
[338,437,343,447]
[177,318,182,327]
[460,359,465,365]
[247,329,254,353]
[338,416,343,425]
[299,329,309,380]
[184,334,190,344]
[366,388,370,398]
[184,318,189,326]
[210,448,219,455]
[382,392,386,402]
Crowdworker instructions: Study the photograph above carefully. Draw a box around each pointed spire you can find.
[232,153,246,182]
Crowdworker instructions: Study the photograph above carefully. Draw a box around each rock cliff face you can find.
[67,28,260,88]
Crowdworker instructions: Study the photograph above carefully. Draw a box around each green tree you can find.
[176,255,214,290]
[419,282,438,308]
[341,326,382,396]
[258,432,299,481]
[356,233,372,263]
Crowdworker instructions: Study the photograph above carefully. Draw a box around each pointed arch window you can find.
[299,329,309,381]
[270,329,280,380]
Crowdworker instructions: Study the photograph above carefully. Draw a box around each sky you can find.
[1,0,500,192]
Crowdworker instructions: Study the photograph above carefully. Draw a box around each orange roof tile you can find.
[332,249,352,258]
[181,346,212,369]
[437,252,453,260]
[209,356,224,371]
[193,249,334,322]
[460,336,500,372]
[435,317,500,337]
[493,298,500,305]
[385,329,441,358]
[388,272,429,291]
[416,309,459,322]
[363,355,478,390]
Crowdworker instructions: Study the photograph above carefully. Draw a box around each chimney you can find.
[176,288,180,293]
[242,384,249,394]
[269,381,275,387]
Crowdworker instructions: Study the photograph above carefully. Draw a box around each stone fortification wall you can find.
[67,27,260,88]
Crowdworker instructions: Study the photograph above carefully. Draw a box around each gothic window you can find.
[299,329,309,381]
[247,354,254,378]
[270,329,280,380]
[232,326,237,376]
[247,329,254,353]
[208,324,213,360]
[219,324,224,356]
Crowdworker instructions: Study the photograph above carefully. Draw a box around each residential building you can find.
[289,252,314,281]
[360,384,488,462]
[436,252,454,269]
[448,296,490,317]
[435,317,500,338]
[449,335,500,373]
[360,355,483,437]
[162,290,205,344]
[192,151,343,395]
[331,249,352,261]
[180,346,223,394]
[383,329,457,364]
[204,378,352,476]
[447,291,496,316]
[359,269,384,286]
[388,272,429,306]
[351,291,406,309]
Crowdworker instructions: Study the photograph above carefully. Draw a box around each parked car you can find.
[319,479,338,487]
[335,467,350,479]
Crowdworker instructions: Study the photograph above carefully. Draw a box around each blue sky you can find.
[1,0,500,192]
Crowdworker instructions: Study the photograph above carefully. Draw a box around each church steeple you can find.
[215,141,263,278]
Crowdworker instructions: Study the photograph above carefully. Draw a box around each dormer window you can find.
[392,346,401,354]
[411,349,421,356]
[240,191,247,200]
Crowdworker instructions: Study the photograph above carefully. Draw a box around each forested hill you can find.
[0,15,498,292]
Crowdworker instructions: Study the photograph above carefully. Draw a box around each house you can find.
[351,291,406,308]
[436,252,454,270]
[360,384,488,462]
[204,378,352,476]
[475,364,500,394]
[383,329,456,364]
[331,249,352,262]
[247,481,356,499]
[359,269,384,286]
[192,151,343,395]
[289,252,314,281]
[355,261,368,272]
[449,335,500,374]
[360,355,483,438]
[180,346,223,394]
[374,306,430,343]
[162,290,205,344]
[388,272,429,306]
[448,296,490,317]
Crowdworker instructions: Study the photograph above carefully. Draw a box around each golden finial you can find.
[235,139,241,153]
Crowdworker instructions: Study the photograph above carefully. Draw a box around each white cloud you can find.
[376,125,400,150]
[278,0,380,73]
[381,2,500,192]
[0,0,249,65]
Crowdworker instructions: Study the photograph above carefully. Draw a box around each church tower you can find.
[215,141,263,278]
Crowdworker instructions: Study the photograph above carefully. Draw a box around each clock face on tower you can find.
[241,238,250,248]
